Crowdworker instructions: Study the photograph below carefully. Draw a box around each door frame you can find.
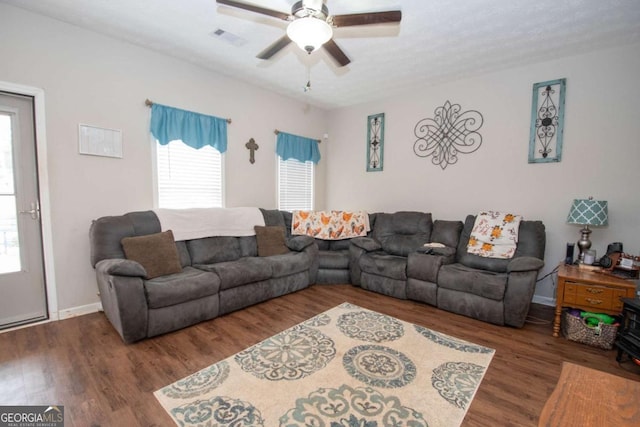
[0,80,58,322]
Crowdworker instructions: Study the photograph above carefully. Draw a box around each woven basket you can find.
[561,310,618,350]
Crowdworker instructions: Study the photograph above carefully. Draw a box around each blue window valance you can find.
[150,103,227,153]
[276,131,321,164]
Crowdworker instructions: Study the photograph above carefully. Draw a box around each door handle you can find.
[19,201,40,220]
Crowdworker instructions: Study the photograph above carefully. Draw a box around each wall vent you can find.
[209,29,247,47]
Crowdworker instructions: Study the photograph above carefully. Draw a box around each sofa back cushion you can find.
[431,220,464,248]
[187,236,242,264]
[315,239,330,250]
[175,241,192,267]
[89,210,161,267]
[372,212,433,257]
[238,236,258,257]
[457,214,546,272]
[260,208,294,238]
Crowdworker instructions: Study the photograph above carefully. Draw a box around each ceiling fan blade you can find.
[324,39,350,67]
[332,10,402,27]
[257,35,292,59]
[216,0,290,21]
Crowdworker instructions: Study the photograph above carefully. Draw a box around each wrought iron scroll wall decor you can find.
[367,113,384,172]
[413,101,483,170]
[528,78,566,163]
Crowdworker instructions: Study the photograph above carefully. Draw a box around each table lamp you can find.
[566,197,608,263]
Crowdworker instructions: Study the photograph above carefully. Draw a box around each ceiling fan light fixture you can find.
[286,17,333,54]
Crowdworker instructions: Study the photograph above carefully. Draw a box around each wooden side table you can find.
[553,264,637,337]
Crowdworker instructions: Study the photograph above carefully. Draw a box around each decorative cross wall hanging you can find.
[245,138,259,164]
[413,101,484,170]
[528,78,566,163]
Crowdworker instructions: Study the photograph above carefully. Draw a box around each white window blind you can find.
[156,140,223,208]
[277,157,314,211]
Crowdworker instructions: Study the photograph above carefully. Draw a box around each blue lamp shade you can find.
[567,198,608,226]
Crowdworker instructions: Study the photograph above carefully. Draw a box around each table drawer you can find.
[576,285,613,298]
[574,293,613,310]
[562,278,632,312]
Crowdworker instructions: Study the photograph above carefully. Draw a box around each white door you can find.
[0,91,47,329]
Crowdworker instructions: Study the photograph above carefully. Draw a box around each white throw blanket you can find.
[467,211,522,259]
[153,207,265,241]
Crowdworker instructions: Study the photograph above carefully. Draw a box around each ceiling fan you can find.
[217,0,402,67]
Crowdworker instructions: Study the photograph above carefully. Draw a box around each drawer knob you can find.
[586,288,603,294]
[586,298,603,305]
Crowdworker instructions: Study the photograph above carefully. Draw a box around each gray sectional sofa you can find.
[89,208,545,343]
[351,213,546,327]
[90,210,317,343]
[261,208,376,284]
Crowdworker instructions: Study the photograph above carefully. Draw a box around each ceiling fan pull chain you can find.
[304,66,312,92]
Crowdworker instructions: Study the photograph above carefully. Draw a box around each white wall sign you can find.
[78,124,122,158]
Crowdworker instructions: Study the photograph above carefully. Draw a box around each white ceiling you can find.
[3,0,640,110]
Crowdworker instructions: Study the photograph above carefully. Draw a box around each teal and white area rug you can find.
[154,303,495,427]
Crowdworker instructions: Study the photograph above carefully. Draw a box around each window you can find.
[156,140,224,208]
[277,157,313,211]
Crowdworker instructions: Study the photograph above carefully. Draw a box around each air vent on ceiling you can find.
[209,29,247,47]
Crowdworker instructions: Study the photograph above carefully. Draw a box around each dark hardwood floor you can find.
[1,284,638,426]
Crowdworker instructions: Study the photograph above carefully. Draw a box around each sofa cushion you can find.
[175,241,192,268]
[268,252,310,277]
[187,236,241,264]
[360,253,408,280]
[260,208,286,228]
[121,230,182,279]
[329,239,351,250]
[431,220,463,248]
[255,226,290,256]
[144,266,220,309]
[372,212,433,256]
[315,239,330,250]
[438,263,507,301]
[239,236,258,257]
[197,257,273,291]
[318,250,350,269]
[90,210,161,267]
[457,215,546,273]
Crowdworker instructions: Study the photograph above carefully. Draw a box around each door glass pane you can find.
[0,114,20,273]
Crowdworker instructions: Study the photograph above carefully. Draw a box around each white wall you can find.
[325,43,640,301]
[0,4,328,312]
[2,3,639,313]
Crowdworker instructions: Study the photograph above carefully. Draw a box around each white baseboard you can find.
[532,295,555,307]
[57,302,103,320]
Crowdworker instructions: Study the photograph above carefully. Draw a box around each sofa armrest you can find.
[407,253,445,284]
[507,256,545,273]
[351,237,382,252]
[286,235,315,251]
[96,258,147,277]
[95,259,149,343]
[504,258,544,327]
